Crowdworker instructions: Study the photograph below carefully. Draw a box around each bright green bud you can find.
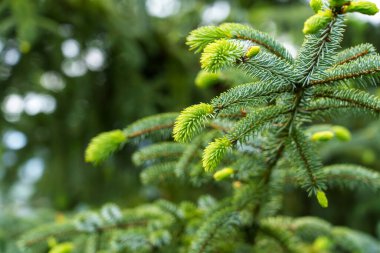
[19,40,31,54]
[195,70,222,89]
[329,0,351,8]
[202,137,232,172]
[49,242,74,253]
[311,130,335,142]
[233,181,242,189]
[344,1,379,15]
[200,39,245,72]
[213,167,234,181]
[362,149,376,165]
[313,236,332,250]
[303,10,333,35]
[85,130,127,165]
[316,190,328,208]
[332,126,351,142]
[173,103,214,143]
[47,237,57,248]
[245,46,260,58]
[310,0,323,13]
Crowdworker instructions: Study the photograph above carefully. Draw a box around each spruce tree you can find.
[18,0,380,252]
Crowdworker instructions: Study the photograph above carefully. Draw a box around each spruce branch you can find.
[292,216,332,241]
[140,162,178,185]
[259,217,302,253]
[18,223,77,250]
[189,208,240,253]
[287,128,326,194]
[18,214,150,250]
[222,22,294,62]
[239,51,295,84]
[295,15,345,86]
[310,54,380,86]
[198,38,294,85]
[332,43,377,66]
[302,102,359,115]
[175,132,218,178]
[332,227,380,252]
[186,25,233,53]
[309,87,380,115]
[323,164,380,191]
[211,81,292,112]
[217,108,249,120]
[124,112,179,141]
[187,23,293,62]
[227,106,291,144]
[132,142,187,166]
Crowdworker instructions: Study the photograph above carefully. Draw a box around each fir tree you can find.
[18,1,380,252]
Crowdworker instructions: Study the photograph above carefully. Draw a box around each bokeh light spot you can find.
[146,0,180,18]
[3,130,27,150]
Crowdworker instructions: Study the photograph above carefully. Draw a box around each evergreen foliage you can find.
[17,1,380,252]
[173,103,214,143]
[85,130,127,165]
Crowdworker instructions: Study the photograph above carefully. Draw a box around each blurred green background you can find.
[0,0,380,249]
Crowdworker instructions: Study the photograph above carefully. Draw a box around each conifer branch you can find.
[211,81,292,112]
[127,123,175,139]
[217,108,248,119]
[189,208,239,253]
[287,129,325,194]
[124,112,179,140]
[259,217,302,253]
[140,162,178,185]
[176,132,217,178]
[187,23,293,62]
[186,25,232,53]
[239,51,295,83]
[199,38,294,84]
[333,43,377,66]
[225,22,293,61]
[252,141,286,218]
[132,142,187,166]
[295,15,345,86]
[228,106,291,144]
[323,164,380,191]
[310,87,380,114]
[208,121,232,132]
[292,216,332,239]
[302,103,357,113]
[18,219,149,249]
[310,54,380,86]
